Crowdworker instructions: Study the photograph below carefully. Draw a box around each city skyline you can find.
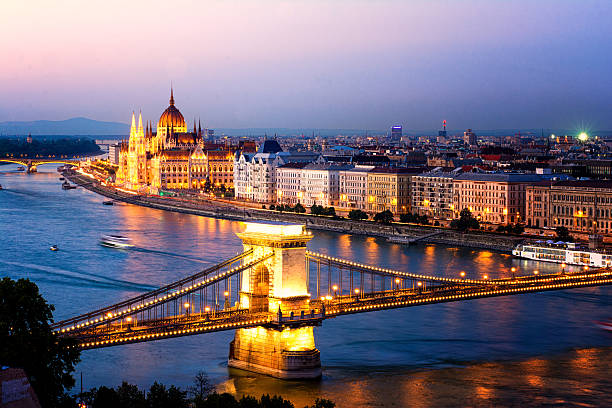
[1,0,611,130]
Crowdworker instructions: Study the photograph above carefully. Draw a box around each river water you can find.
[1,165,611,407]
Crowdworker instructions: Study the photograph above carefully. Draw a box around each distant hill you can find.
[0,117,129,136]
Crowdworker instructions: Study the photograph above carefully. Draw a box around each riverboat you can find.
[99,235,133,249]
[50,245,58,251]
[102,200,114,205]
[512,241,612,268]
[17,166,25,172]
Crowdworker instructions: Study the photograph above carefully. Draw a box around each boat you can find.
[99,235,133,249]
[50,245,58,251]
[59,177,65,181]
[512,241,612,268]
[0,184,3,190]
[102,200,114,206]
[16,166,25,172]
[595,320,612,332]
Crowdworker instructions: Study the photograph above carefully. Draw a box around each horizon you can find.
[1,1,611,130]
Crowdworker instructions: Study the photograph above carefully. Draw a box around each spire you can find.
[194,118,197,134]
[138,111,143,134]
[131,111,136,129]
[169,84,174,106]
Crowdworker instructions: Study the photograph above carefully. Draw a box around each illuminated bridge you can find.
[0,158,79,173]
[54,222,612,379]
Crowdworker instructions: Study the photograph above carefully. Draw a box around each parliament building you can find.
[115,89,235,193]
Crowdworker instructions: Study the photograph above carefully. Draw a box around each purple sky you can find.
[1,0,611,130]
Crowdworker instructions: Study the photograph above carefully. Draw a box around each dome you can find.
[158,88,185,130]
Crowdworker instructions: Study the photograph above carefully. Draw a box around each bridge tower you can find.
[229,222,321,379]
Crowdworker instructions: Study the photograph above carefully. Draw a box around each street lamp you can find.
[511,266,516,279]
[184,302,190,315]
[332,285,338,296]
[460,271,466,278]
[395,278,400,290]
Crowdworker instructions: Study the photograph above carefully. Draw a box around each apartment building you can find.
[452,173,541,224]
[411,171,459,219]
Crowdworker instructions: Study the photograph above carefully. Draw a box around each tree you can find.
[374,210,394,224]
[0,278,81,407]
[450,208,480,231]
[555,226,573,242]
[189,370,215,404]
[308,399,336,408]
[92,386,119,408]
[259,394,294,408]
[294,203,306,213]
[348,209,368,221]
[116,381,147,408]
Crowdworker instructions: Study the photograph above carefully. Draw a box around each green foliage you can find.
[374,210,394,224]
[310,205,336,216]
[555,226,573,242]
[399,212,429,225]
[348,209,368,221]
[0,137,100,158]
[450,208,480,231]
[0,277,81,408]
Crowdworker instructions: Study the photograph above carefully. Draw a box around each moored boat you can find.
[99,235,133,249]
[17,166,25,172]
[102,200,114,205]
[50,245,58,251]
[512,240,612,268]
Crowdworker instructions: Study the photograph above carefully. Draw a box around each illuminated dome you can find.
[158,88,185,130]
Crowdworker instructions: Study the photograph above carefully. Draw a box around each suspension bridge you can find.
[53,222,612,378]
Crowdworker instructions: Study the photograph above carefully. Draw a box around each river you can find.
[1,165,611,407]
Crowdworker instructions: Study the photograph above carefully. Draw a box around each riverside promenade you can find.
[63,170,522,252]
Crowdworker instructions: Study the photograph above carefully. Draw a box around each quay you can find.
[63,169,522,253]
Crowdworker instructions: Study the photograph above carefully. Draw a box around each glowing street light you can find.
[533,270,539,275]
[224,291,229,297]
[460,271,466,278]
[483,275,488,280]
[578,132,589,142]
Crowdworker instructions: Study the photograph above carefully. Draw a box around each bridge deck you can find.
[61,267,612,350]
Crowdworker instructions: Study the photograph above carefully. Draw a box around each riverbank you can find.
[63,170,522,252]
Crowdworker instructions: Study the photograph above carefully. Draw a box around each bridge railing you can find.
[53,249,275,334]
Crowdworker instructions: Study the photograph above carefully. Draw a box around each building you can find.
[276,162,309,205]
[234,140,321,203]
[452,173,542,224]
[338,165,374,211]
[525,181,553,228]
[391,126,402,141]
[108,142,121,164]
[463,129,477,146]
[115,88,240,192]
[412,170,459,219]
[548,180,612,237]
[366,168,416,214]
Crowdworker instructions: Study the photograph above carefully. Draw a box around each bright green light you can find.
[578,132,588,142]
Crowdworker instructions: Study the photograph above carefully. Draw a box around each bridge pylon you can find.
[229,222,321,379]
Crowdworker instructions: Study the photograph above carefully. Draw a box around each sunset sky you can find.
[1,0,611,130]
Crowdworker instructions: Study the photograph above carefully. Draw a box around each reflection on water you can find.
[1,166,611,407]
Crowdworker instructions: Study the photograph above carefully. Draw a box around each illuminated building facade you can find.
[452,173,540,224]
[116,89,235,192]
[412,171,458,219]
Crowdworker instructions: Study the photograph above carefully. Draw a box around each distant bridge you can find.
[54,222,612,379]
[0,158,80,173]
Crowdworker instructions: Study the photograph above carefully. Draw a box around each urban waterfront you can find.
[2,165,611,407]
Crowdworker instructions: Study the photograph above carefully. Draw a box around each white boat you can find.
[512,241,612,268]
[100,235,133,249]
[596,321,612,332]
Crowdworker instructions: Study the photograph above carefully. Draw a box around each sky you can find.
[1,0,611,130]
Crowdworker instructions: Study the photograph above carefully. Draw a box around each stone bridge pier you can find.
[228,222,322,379]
